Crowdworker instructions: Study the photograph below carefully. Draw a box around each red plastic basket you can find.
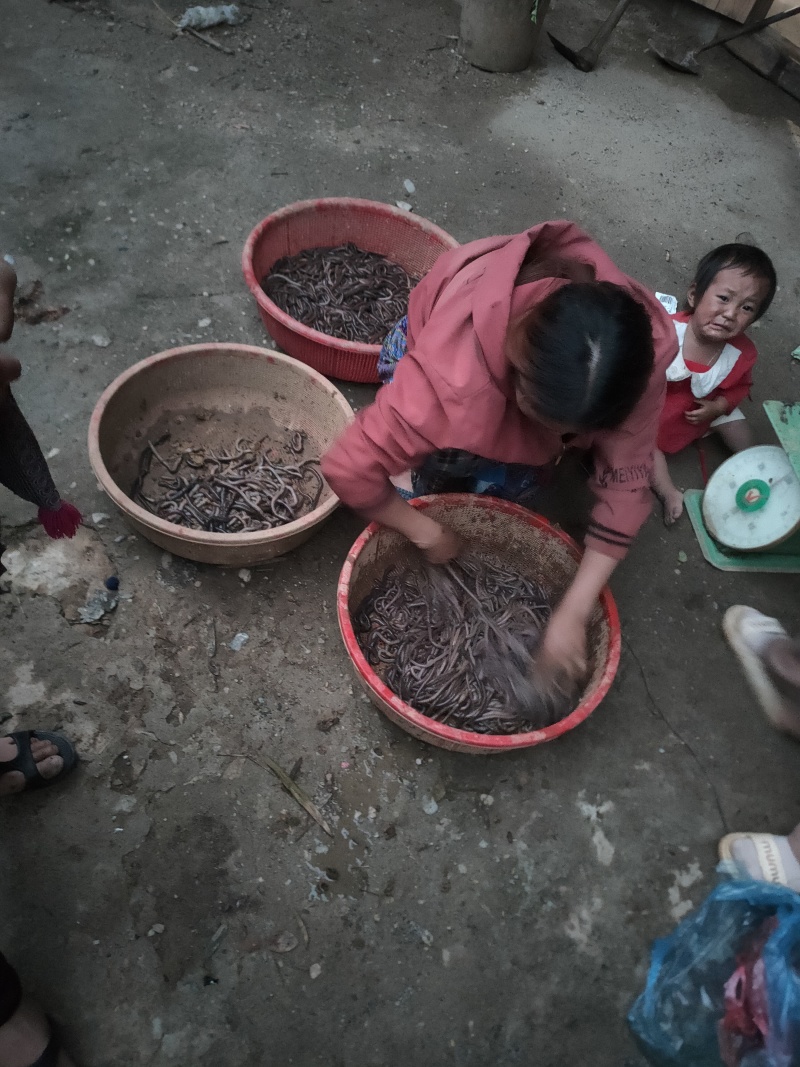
[242,198,459,384]
[337,495,622,755]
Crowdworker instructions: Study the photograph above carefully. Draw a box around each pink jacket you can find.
[321,221,678,559]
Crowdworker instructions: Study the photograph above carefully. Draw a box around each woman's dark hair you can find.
[690,243,777,319]
[512,281,654,433]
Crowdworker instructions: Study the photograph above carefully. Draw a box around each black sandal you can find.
[0,731,78,793]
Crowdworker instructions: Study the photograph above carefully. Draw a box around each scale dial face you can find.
[702,445,800,551]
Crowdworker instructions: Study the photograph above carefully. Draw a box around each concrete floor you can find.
[1,0,799,1063]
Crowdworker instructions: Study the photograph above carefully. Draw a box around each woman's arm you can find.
[321,351,446,518]
[373,496,611,678]
[371,480,612,678]
[374,496,614,676]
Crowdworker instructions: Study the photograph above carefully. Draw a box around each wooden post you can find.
[460,0,552,72]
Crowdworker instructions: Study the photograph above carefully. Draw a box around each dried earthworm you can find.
[132,433,324,533]
[262,243,418,345]
[354,554,575,734]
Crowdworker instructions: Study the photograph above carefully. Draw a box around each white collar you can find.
[666,321,742,398]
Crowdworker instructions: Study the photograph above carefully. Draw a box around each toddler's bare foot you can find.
[656,486,684,526]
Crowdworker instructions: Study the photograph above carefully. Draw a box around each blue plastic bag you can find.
[628,880,800,1067]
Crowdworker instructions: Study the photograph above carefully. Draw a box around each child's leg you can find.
[0,260,16,342]
[652,448,684,526]
[715,417,753,453]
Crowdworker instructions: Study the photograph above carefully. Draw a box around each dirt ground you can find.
[1,0,799,1064]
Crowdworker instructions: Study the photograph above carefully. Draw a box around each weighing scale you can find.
[684,401,800,573]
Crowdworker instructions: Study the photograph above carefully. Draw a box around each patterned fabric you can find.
[0,391,61,511]
[378,317,543,504]
[377,314,409,384]
[411,450,542,504]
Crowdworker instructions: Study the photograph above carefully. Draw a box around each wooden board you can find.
[771,0,800,47]
[690,0,772,22]
[764,400,800,485]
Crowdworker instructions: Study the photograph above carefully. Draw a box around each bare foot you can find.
[0,736,64,797]
[0,996,76,1067]
[657,486,684,526]
[651,450,684,526]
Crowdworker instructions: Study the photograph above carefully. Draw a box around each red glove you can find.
[38,500,83,539]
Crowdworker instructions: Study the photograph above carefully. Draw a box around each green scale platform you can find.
[685,401,800,573]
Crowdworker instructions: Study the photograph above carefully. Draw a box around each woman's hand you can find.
[685,397,727,426]
[536,606,588,683]
[371,493,463,565]
[413,521,463,565]
[534,546,617,685]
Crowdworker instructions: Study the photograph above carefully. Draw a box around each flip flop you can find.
[722,605,798,737]
[0,730,78,793]
[719,832,800,891]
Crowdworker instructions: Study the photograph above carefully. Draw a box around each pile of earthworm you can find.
[354,555,575,734]
[131,431,324,533]
[262,243,417,344]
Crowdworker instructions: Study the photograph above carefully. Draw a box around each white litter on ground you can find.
[177,5,242,30]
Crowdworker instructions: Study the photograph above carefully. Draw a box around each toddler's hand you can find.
[685,397,726,425]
